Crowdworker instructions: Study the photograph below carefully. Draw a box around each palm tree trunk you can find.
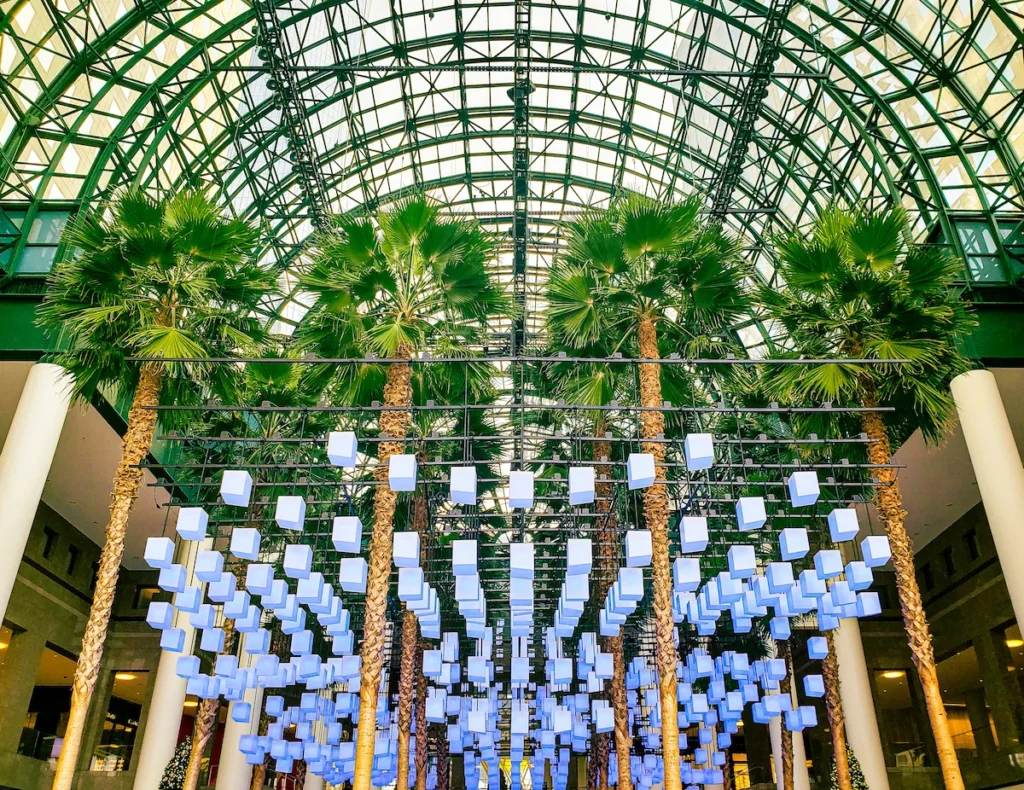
[396,611,419,789]
[587,736,600,790]
[596,732,610,790]
[593,437,630,790]
[860,391,964,790]
[823,631,852,790]
[722,741,734,790]
[52,363,163,790]
[183,698,219,790]
[398,488,429,789]
[636,318,681,790]
[295,756,308,790]
[414,645,429,790]
[434,723,449,790]
[353,351,413,790]
[778,641,794,790]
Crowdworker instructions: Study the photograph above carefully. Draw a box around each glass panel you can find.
[15,245,57,273]
[956,221,1008,283]
[873,668,929,768]
[18,646,77,763]
[90,670,148,772]
[937,645,997,760]
[27,211,69,244]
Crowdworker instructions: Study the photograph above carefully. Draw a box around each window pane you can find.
[27,211,69,244]
[90,670,148,772]
[19,646,77,762]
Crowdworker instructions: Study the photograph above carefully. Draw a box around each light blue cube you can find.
[195,550,223,583]
[618,568,644,601]
[160,627,186,652]
[566,538,592,576]
[727,545,756,578]
[509,471,535,509]
[828,508,860,542]
[296,573,324,605]
[176,655,200,679]
[231,528,261,561]
[201,627,225,652]
[814,549,844,579]
[207,572,236,602]
[174,585,202,614]
[224,590,251,619]
[176,508,209,542]
[766,562,794,594]
[674,557,701,592]
[779,528,809,561]
[861,535,891,568]
[736,497,766,532]
[684,434,714,471]
[389,454,418,491]
[332,516,362,554]
[284,544,313,579]
[393,532,420,568]
[291,629,314,655]
[450,466,478,505]
[681,517,708,553]
[807,636,828,660]
[275,496,306,532]
[818,612,839,631]
[856,591,882,618]
[452,540,478,576]
[846,561,874,591]
[769,617,790,640]
[627,453,656,490]
[799,569,827,598]
[568,467,595,505]
[625,530,653,567]
[190,603,216,630]
[424,650,443,677]
[220,470,253,507]
[232,701,252,723]
[510,543,534,579]
[144,536,175,569]
[339,558,368,593]
[327,431,358,468]
[787,471,820,507]
[158,564,187,593]
[245,628,270,655]
[245,564,274,597]
[398,567,425,602]
[146,601,174,630]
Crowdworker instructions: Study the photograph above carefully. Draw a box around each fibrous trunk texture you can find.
[396,611,420,789]
[779,641,794,790]
[294,757,308,790]
[183,698,219,790]
[860,391,964,790]
[637,318,681,790]
[593,437,629,790]
[414,646,429,790]
[434,723,450,790]
[587,736,600,790]
[52,363,163,790]
[722,739,734,790]
[823,631,852,790]
[353,351,413,790]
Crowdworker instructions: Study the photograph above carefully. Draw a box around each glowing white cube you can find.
[220,470,253,507]
[673,557,701,592]
[727,545,756,578]
[275,496,306,532]
[176,508,209,542]
[568,467,595,505]
[144,537,175,569]
[627,453,656,490]
[398,567,425,602]
[450,466,478,505]
[452,540,478,576]
[393,532,421,568]
[828,508,860,543]
[566,538,593,576]
[510,542,534,580]
[625,530,653,567]
[332,516,362,554]
[861,535,891,568]
[339,558,368,593]
[685,434,714,470]
[735,497,766,532]
[787,471,820,507]
[388,454,418,492]
[284,544,313,579]
[230,528,261,561]
[779,528,809,561]
[195,550,224,583]
[327,431,358,468]
[681,516,709,553]
[509,471,535,509]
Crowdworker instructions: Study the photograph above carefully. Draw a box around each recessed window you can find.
[964,528,980,561]
[132,586,169,610]
[922,563,935,592]
[41,527,58,559]
[942,546,956,577]
[66,546,80,576]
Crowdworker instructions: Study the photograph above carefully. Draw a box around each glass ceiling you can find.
[1,0,1021,342]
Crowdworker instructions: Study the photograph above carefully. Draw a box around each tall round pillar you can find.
[769,710,810,790]
[834,618,890,790]
[216,634,264,790]
[0,363,72,623]
[305,771,325,790]
[132,541,203,790]
[950,370,1024,626]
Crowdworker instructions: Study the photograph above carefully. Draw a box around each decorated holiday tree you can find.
[831,745,868,790]
[159,736,192,790]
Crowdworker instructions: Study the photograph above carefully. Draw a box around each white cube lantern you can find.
[208,572,236,602]
[393,532,421,568]
[275,496,306,532]
[627,453,656,490]
[827,508,860,543]
[158,564,187,593]
[618,568,645,601]
[297,573,324,604]
[735,497,767,532]
[813,549,844,579]
[787,471,820,507]
[452,540,478,576]
[509,471,535,509]
[230,528,261,561]
[681,516,709,553]
[766,562,795,594]
[510,543,534,580]
[220,470,254,507]
[450,467,478,505]
[144,537,175,569]
[327,431,358,468]
[246,564,275,596]
[568,466,596,505]
[779,528,809,561]
[388,454,418,492]
[673,557,701,592]
[727,545,756,578]
[685,434,715,471]
[195,550,224,583]
[332,516,363,554]
[566,539,593,576]
[176,507,209,542]
[455,573,480,603]
[284,544,313,579]
[398,567,426,602]
[625,530,653,567]
[339,558,368,593]
[861,535,891,568]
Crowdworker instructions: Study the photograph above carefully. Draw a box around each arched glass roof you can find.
[1,0,1021,342]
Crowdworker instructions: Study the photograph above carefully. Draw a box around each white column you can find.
[0,363,72,623]
[305,772,325,790]
[768,713,810,790]
[216,639,264,790]
[951,369,1024,625]
[133,541,202,790]
[834,618,890,790]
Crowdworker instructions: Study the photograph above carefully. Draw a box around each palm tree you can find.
[760,204,974,790]
[547,193,749,790]
[296,197,508,790]
[37,189,274,790]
